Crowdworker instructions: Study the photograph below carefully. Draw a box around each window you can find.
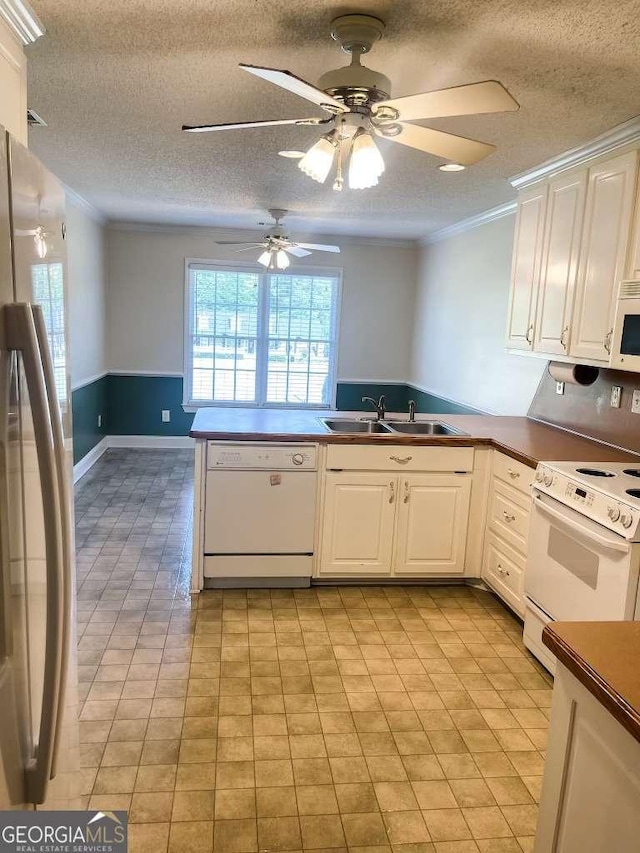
[184,262,341,407]
[31,261,67,403]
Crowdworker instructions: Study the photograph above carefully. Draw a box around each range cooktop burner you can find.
[575,468,616,477]
[624,470,640,478]
[626,489,640,499]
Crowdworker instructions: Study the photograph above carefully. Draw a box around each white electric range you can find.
[524,461,640,673]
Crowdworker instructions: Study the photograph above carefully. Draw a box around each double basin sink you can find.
[321,418,467,436]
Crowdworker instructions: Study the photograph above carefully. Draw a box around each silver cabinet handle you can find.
[32,304,71,780]
[497,564,511,577]
[389,481,395,504]
[560,325,570,350]
[390,455,412,465]
[502,511,516,523]
[403,480,410,503]
[507,468,520,480]
[4,304,64,804]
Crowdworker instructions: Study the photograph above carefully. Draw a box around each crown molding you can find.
[106,220,417,249]
[420,201,517,247]
[510,115,640,190]
[0,0,43,45]
[63,184,106,224]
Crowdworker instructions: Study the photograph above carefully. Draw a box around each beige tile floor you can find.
[75,450,552,853]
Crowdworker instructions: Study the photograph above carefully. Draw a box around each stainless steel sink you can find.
[321,418,393,434]
[385,421,468,436]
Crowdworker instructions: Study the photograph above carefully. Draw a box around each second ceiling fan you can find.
[183,14,520,191]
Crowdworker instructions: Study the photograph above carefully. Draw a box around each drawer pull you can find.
[403,480,410,504]
[496,564,511,577]
[502,511,517,523]
[390,455,413,465]
[507,468,520,479]
[389,481,395,504]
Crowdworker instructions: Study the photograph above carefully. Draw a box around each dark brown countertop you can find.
[190,408,638,468]
[543,622,640,744]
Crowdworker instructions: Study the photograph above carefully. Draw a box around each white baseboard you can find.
[73,437,108,483]
[107,435,195,449]
[73,435,194,483]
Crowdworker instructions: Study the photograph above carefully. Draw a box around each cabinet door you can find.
[534,170,587,356]
[319,473,396,575]
[506,185,548,350]
[626,174,640,280]
[393,475,472,575]
[570,150,638,362]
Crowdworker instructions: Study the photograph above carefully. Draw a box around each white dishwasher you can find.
[203,442,318,587]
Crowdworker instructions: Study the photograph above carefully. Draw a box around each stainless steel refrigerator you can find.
[0,126,80,808]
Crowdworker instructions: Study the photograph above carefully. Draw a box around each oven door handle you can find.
[533,493,631,554]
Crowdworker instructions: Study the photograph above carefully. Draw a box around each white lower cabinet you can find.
[318,465,472,578]
[319,473,396,575]
[394,475,472,575]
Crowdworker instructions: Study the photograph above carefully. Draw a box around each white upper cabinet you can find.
[570,151,638,362]
[393,475,471,576]
[626,172,640,280]
[0,19,28,145]
[534,170,587,356]
[506,185,548,350]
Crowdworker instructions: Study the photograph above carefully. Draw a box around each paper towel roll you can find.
[548,362,599,386]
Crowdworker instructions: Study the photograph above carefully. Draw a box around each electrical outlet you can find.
[632,391,640,415]
[97,414,102,427]
[556,381,565,395]
[611,386,622,408]
[161,410,171,423]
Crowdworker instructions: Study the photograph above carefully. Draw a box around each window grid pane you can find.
[31,262,67,403]
[188,266,339,407]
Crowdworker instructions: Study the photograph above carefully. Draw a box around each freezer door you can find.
[0,132,80,808]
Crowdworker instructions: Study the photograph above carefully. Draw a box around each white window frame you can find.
[183,258,343,410]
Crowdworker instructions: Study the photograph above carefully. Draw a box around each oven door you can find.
[610,291,640,372]
[526,491,639,622]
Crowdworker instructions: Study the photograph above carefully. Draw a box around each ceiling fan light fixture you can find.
[275,249,290,270]
[438,162,466,172]
[348,129,384,189]
[298,131,338,183]
[257,250,272,267]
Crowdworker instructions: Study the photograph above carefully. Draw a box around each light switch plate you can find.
[161,409,171,422]
[632,391,640,415]
[556,381,565,395]
[611,386,622,408]
[97,414,102,427]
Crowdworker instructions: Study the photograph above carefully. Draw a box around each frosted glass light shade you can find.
[298,135,337,183]
[348,131,385,189]
[257,250,272,267]
[276,249,290,270]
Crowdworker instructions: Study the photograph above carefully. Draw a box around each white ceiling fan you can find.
[217,209,340,270]
[183,13,520,191]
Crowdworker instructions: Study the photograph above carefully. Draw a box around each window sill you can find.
[182,402,331,413]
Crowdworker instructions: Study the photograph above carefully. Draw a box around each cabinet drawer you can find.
[325,444,474,473]
[483,533,525,618]
[492,452,535,497]
[488,480,530,554]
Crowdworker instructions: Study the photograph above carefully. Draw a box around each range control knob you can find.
[543,473,553,487]
[292,453,304,466]
[607,506,621,522]
[535,469,544,483]
[621,513,634,530]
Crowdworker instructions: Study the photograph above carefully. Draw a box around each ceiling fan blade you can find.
[287,246,312,258]
[374,80,519,122]
[216,241,265,246]
[233,245,267,253]
[183,116,328,132]
[295,243,341,253]
[240,64,349,114]
[376,123,495,166]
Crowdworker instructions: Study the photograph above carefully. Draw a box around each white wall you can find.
[411,214,546,415]
[65,200,107,387]
[106,226,417,382]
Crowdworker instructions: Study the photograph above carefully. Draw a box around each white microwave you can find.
[610,280,640,372]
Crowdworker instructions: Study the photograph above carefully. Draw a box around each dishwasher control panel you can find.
[207,442,317,470]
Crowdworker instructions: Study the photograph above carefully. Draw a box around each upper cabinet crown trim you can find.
[510,116,640,191]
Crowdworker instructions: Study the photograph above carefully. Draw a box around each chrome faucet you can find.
[362,395,386,421]
[408,399,416,422]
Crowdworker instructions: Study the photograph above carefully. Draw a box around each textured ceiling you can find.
[25,0,640,238]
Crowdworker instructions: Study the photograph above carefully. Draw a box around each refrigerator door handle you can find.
[4,303,65,805]
[31,304,70,780]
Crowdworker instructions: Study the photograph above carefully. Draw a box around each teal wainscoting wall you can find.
[71,375,108,464]
[71,374,482,463]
